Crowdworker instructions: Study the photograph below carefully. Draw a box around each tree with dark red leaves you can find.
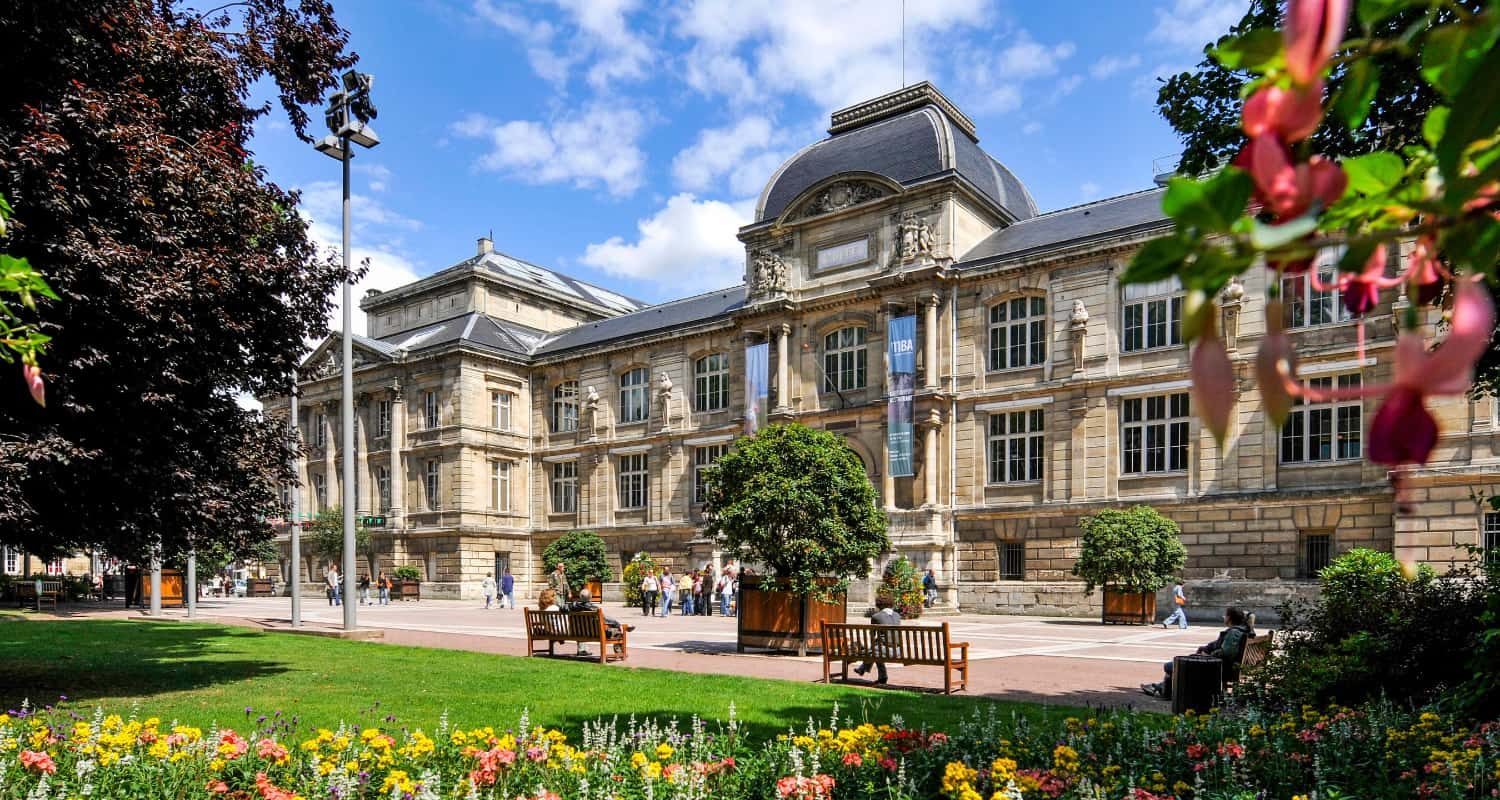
[0,1,358,562]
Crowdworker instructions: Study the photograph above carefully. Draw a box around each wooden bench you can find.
[524,608,628,663]
[16,580,63,610]
[821,621,969,694]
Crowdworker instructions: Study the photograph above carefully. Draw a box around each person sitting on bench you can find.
[853,594,902,684]
[567,588,633,656]
[1141,606,1255,698]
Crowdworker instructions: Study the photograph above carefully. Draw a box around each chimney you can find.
[477,236,493,256]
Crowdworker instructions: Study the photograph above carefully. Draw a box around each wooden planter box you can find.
[248,578,275,597]
[584,580,603,602]
[140,569,185,608]
[393,579,421,601]
[1101,587,1155,624]
[736,575,845,657]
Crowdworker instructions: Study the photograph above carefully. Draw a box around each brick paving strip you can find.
[56,598,1176,712]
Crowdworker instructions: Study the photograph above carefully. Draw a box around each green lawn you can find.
[0,619,1071,738]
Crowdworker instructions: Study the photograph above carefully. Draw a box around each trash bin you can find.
[1171,654,1223,715]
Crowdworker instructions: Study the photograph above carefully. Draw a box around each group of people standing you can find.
[323,564,393,606]
[479,570,516,609]
[636,564,741,617]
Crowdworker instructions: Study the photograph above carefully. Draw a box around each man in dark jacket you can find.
[567,588,632,656]
[854,594,903,684]
[1142,606,1255,698]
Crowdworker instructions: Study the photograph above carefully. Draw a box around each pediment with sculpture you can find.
[786,179,894,222]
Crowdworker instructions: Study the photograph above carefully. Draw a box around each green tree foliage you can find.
[703,423,889,598]
[303,506,372,563]
[543,530,609,584]
[620,551,657,608]
[0,2,358,562]
[1071,506,1186,594]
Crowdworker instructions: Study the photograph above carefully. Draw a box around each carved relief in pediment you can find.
[788,180,892,221]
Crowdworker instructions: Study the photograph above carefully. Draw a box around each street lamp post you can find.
[315,71,379,632]
[289,378,302,627]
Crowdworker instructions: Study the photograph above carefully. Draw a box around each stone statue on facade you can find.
[1069,300,1089,372]
[657,372,675,428]
[899,213,936,262]
[1070,299,1090,326]
[583,385,600,437]
[751,249,787,294]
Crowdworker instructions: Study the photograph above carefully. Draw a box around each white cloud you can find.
[1148,0,1246,50]
[672,117,791,198]
[580,193,751,292]
[1021,121,1043,135]
[995,35,1076,79]
[451,106,647,197]
[674,0,989,111]
[472,0,653,90]
[1080,182,1102,201]
[1054,74,1084,97]
[1089,53,1143,79]
[355,163,393,193]
[306,212,422,342]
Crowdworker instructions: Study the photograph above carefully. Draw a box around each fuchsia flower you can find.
[1283,0,1351,85]
[1242,81,1324,143]
[1237,136,1346,220]
[1405,236,1449,305]
[1190,317,1236,446]
[23,363,44,407]
[1256,300,1299,426]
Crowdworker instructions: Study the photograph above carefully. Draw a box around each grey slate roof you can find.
[378,312,545,358]
[473,250,646,314]
[755,106,1038,224]
[957,187,1169,266]
[533,286,748,356]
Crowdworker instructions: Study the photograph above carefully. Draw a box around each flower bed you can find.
[2,702,1497,798]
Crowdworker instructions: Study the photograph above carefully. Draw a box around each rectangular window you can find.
[694,444,727,505]
[45,558,64,576]
[694,354,730,412]
[424,459,440,511]
[1281,374,1362,463]
[312,474,327,512]
[2,548,17,575]
[552,382,579,433]
[1301,532,1332,578]
[491,390,512,431]
[1282,247,1356,328]
[551,461,577,514]
[376,400,391,437]
[1484,512,1500,565]
[1122,277,1183,352]
[490,461,511,512]
[1121,392,1190,475]
[999,542,1025,580]
[988,296,1048,370]
[823,327,867,392]
[376,466,391,513]
[986,408,1045,484]
[618,453,648,509]
[619,368,649,423]
[313,413,327,448]
[423,391,439,429]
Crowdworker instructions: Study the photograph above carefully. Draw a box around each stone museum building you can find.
[262,83,1500,616]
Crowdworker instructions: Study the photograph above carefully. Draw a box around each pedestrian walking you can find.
[500,570,515,609]
[482,572,497,609]
[324,563,340,606]
[358,573,370,605]
[377,571,391,605]
[922,568,938,608]
[640,569,658,616]
[548,562,570,603]
[1161,579,1189,629]
[702,566,714,616]
[658,568,675,617]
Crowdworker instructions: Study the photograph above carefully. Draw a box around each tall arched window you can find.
[619,367,649,422]
[988,296,1047,370]
[551,381,578,432]
[823,327,867,392]
[694,353,729,412]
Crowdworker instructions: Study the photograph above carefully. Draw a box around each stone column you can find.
[880,423,896,511]
[322,405,336,511]
[923,408,941,507]
[775,323,791,411]
[923,293,940,390]
[355,405,370,515]
[389,389,405,529]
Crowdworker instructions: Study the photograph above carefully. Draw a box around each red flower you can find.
[19,750,56,775]
[879,757,897,771]
[1186,744,1209,759]
[1238,136,1346,220]
[206,780,230,794]
[1243,81,1324,143]
[841,752,863,767]
[1284,0,1351,85]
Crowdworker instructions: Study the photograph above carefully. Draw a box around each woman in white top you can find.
[640,571,659,616]
[481,572,497,609]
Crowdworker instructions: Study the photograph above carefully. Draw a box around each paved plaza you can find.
[66,597,1186,710]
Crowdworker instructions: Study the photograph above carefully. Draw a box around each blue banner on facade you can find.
[887,315,916,477]
[745,342,769,435]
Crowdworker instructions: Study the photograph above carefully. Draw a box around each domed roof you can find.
[755,83,1038,224]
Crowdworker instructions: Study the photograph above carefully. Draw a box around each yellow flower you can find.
[630,752,648,769]
[656,742,674,761]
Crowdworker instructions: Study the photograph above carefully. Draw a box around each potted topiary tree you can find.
[621,552,657,611]
[704,423,890,655]
[391,565,422,601]
[543,530,610,602]
[1072,505,1186,624]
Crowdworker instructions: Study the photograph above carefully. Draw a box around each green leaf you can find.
[1249,212,1319,250]
[1342,152,1406,194]
[1438,40,1500,183]
[1332,59,1380,131]
[1337,240,1378,274]
[1422,25,1471,97]
[1121,236,1191,285]
[1357,0,1421,28]
[1162,170,1252,233]
[1211,28,1283,72]
[1424,106,1450,148]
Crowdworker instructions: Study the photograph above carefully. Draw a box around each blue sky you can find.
[247,0,1250,333]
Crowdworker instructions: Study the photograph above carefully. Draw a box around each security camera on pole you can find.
[314,70,380,632]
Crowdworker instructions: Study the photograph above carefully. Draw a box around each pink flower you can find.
[206,780,230,794]
[22,363,44,407]
[256,738,289,763]
[19,750,56,774]
[1238,136,1346,220]
[219,730,249,759]
[254,773,298,800]
[1256,300,1299,426]
[1404,236,1448,305]
[1284,0,1350,85]
[1324,244,1401,317]
[1190,318,1236,446]
[1243,81,1324,143]
[841,752,863,767]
